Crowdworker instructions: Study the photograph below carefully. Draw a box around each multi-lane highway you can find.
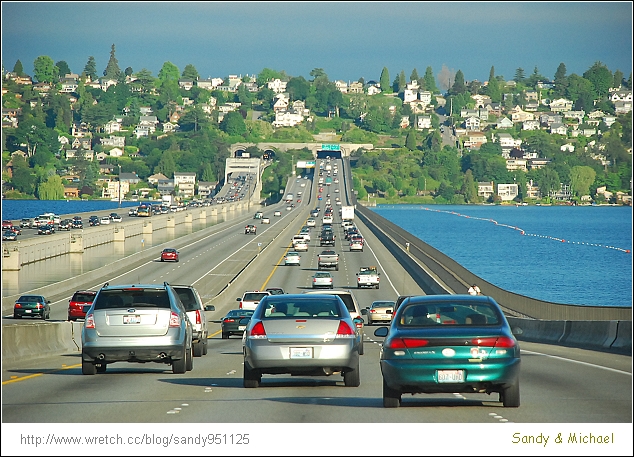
[2,159,631,455]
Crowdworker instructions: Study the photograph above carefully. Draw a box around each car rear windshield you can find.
[399,302,502,327]
[72,292,96,303]
[93,289,171,309]
[18,295,43,303]
[243,292,268,301]
[260,298,341,318]
[174,288,199,312]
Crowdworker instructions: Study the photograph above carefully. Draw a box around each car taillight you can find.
[14,304,22,309]
[85,314,95,329]
[336,321,355,337]
[239,302,243,309]
[387,338,429,349]
[169,311,181,327]
[370,309,376,313]
[36,303,44,309]
[473,337,516,348]
[249,321,266,338]
[194,310,201,324]
[225,318,235,323]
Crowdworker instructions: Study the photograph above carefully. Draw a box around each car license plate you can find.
[123,315,141,324]
[290,347,313,359]
[238,325,246,330]
[438,370,464,383]
[25,309,32,313]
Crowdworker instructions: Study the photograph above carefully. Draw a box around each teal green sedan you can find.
[374,295,521,408]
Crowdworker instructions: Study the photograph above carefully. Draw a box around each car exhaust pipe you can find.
[97,353,106,360]
[158,352,167,359]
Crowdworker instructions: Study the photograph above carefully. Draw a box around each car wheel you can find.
[202,339,208,355]
[193,341,203,357]
[359,338,365,355]
[502,380,520,407]
[96,363,107,374]
[172,352,187,374]
[383,379,401,408]
[185,345,194,371]
[42,312,47,320]
[161,258,164,262]
[243,361,261,388]
[343,359,360,387]
[82,359,97,375]
[14,314,21,319]
[222,331,229,339]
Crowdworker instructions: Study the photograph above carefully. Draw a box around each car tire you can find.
[359,338,365,355]
[172,353,187,374]
[502,380,520,407]
[186,345,194,371]
[96,363,107,374]
[383,379,401,408]
[343,359,360,387]
[243,362,261,388]
[335,266,338,271]
[202,338,208,355]
[82,359,97,375]
[193,341,203,357]
[13,314,21,319]
[222,331,229,339]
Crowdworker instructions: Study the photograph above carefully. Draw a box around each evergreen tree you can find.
[158,61,180,83]
[583,61,613,98]
[13,59,24,76]
[83,56,98,80]
[613,69,624,89]
[181,64,200,80]
[398,70,407,93]
[553,63,568,97]
[423,66,438,93]
[485,66,501,102]
[124,67,133,77]
[156,151,177,178]
[56,60,71,77]
[449,70,466,95]
[103,44,122,79]
[405,129,417,151]
[410,68,419,83]
[514,67,525,83]
[379,67,391,93]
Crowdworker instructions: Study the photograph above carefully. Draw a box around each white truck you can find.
[341,205,355,222]
[285,193,294,202]
[356,266,380,289]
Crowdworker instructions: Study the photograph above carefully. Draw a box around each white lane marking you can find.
[521,349,631,375]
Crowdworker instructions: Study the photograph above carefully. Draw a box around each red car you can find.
[2,220,13,230]
[68,290,97,321]
[161,248,179,262]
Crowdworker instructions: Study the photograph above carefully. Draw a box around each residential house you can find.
[399,116,410,129]
[348,81,363,94]
[419,91,432,106]
[525,179,541,199]
[524,102,540,112]
[471,94,491,108]
[496,133,521,151]
[367,85,381,95]
[610,90,632,103]
[525,90,539,102]
[484,102,502,117]
[549,123,567,135]
[478,181,495,200]
[464,116,480,131]
[540,113,563,128]
[103,119,121,134]
[460,108,479,119]
[416,115,432,130]
[522,119,540,131]
[139,106,153,116]
[528,158,552,169]
[60,77,79,93]
[174,172,196,198]
[505,158,528,172]
[272,95,289,112]
[71,137,92,150]
[564,110,585,122]
[108,147,124,158]
[549,98,573,113]
[196,78,215,90]
[462,131,487,149]
[497,117,514,129]
[133,125,151,138]
[157,179,175,196]
[267,78,287,94]
[95,152,108,161]
[178,79,195,90]
[162,121,179,133]
[101,135,125,148]
[497,183,518,201]
[197,181,217,198]
[33,82,52,93]
[63,187,80,198]
[66,149,95,161]
[101,180,130,200]
[272,110,304,127]
[57,135,70,147]
[510,106,534,123]
[560,143,575,153]
[614,100,632,114]
[147,173,168,185]
[119,172,140,184]
[335,80,348,93]
[603,115,617,127]
[100,78,117,91]
[550,183,572,201]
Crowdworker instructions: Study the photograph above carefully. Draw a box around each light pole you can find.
[118,164,122,208]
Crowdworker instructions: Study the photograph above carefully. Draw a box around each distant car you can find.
[221,309,255,339]
[14,294,51,319]
[2,220,13,230]
[81,283,194,375]
[284,251,301,266]
[59,219,72,231]
[128,208,138,216]
[109,213,122,222]
[312,271,334,289]
[242,294,362,388]
[172,284,215,357]
[374,294,521,408]
[71,218,83,229]
[245,224,257,234]
[261,217,270,224]
[38,224,54,235]
[293,240,308,252]
[89,216,100,226]
[274,210,282,217]
[19,218,33,228]
[68,290,97,321]
[100,216,111,225]
[161,248,179,262]
[265,287,285,295]
[3,230,18,241]
[237,291,272,310]
[365,300,395,325]
[286,206,293,211]
[306,218,316,227]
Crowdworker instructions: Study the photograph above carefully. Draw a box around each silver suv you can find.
[172,285,215,357]
[81,282,194,375]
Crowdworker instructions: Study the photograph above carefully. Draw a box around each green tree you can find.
[56,60,71,77]
[181,64,200,80]
[156,150,177,177]
[538,167,560,199]
[423,66,438,93]
[158,61,180,83]
[83,56,98,80]
[286,76,310,101]
[9,155,36,195]
[514,67,526,83]
[37,174,65,200]
[583,61,612,98]
[570,165,596,197]
[201,163,214,182]
[410,68,420,84]
[219,111,246,136]
[379,67,391,93]
[405,129,417,151]
[613,69,624,88]
[256,68,285,86]
[526,66,545,87]
[124,66,133,77]
[449,70,467,95]
[485,66,501,102]
[553,62,568,97]
[103,44,122,79]
[461,169,479,202]
[13,59,25,76]
[33,55,57,83]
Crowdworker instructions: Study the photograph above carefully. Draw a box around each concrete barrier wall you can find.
[2,321,82,365]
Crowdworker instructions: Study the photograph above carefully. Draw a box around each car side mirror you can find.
[511,326,523,336]
[205,305,215,312]
[352,317,364,326]
[361,309,368,315]
[374,327,389,338]
[236,297,241,301]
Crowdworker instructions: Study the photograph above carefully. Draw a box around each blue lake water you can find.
[1,199,141,221]
[370,204,632,308]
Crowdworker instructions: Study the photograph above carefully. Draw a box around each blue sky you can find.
[1,2,632,87]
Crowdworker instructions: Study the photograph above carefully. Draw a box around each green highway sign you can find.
[321,144,340,151]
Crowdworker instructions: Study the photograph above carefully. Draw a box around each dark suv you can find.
[68,290,97,321]
[81,282,194,375]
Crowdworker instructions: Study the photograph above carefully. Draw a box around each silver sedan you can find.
[311,271,333,289]
[242,294,362,388]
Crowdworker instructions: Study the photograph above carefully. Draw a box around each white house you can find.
[416,115,432,130]
[267,79,287,94]
[108,147,124,157]
[272,110,304,127]
[173,172,196,199]
[497,183,519,201]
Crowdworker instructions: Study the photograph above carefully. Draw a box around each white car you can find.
[261,217,270,224]
[274,210,282,217]
[293,240,309,252]
[100,216,111,225]
[306,218,316,227]
[285,251,301,266]
[323,215,333,224]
